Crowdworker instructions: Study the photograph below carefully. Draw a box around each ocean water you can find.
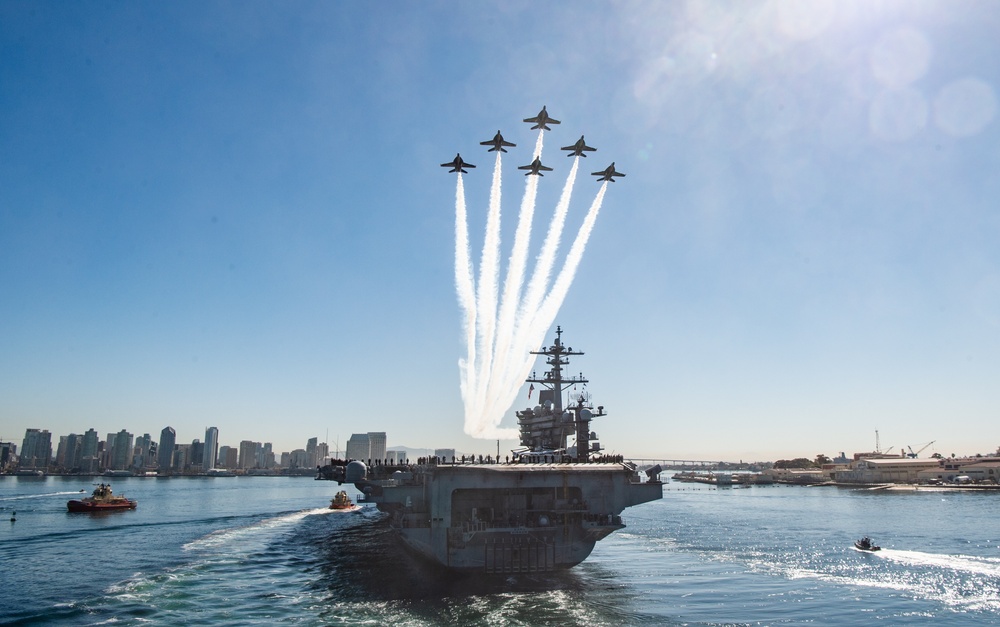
[2,475,999,625]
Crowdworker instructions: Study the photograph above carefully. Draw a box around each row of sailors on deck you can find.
[322,452,628,470]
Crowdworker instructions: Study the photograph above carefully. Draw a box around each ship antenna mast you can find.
[525,326,585,413]
[519,326,605,462]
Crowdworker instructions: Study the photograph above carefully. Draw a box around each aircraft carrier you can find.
[318,327,663,572]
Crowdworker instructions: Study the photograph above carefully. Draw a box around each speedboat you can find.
[854,536,880,552]
[67,484,137,512]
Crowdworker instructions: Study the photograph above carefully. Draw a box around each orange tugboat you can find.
[67,484,137,512]
[329,490,360,511]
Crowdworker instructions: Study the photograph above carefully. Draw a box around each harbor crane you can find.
[907,441,936,458]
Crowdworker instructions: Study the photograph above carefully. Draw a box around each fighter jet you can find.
[441,153,476,174]
[523,106,561,131]
[561,136,597,157]
[480,130,517,153]
[591,162,625,182]
[518,157,554,176]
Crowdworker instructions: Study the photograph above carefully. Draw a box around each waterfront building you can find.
[158,426,176,472]
[346,432,387,462]
[81,429,99,472]
[218,445,237,469]
[110,429,133,471]
[316,441,329,464]
[764,467,828,484]
[65,433,83,470]
[103,432,116,469]
[133,433,152,470]
[55,435,70,469]
[189,440,204,472]
[173,444,189,472]
[916,457,1000,484]
[288,449,309,468]
[20,428,52,470]
[306,437,318,467]
[239,440,259,469]
[833,457,940,484]
[203,427,219,471]
[0,441,14,472]
[945,459,1000,483]
[368,432,386,462]
[345,433,369,461]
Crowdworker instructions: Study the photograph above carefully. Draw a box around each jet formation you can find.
[442,107,623,182]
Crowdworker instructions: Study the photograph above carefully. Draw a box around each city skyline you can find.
[4,421,993,470]
[6,423,334,471]
[3,3,999,461]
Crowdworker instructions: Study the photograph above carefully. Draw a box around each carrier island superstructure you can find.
[318,328,663,572]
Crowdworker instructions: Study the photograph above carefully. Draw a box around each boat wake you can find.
[752,546,1000,613]
[876,548,1000,578]
[0,491,85,501]
[74,506,366,623]
[182,507,333,551]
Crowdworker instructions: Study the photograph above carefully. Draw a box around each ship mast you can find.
[518,326,605,462]
[526,326,585,414]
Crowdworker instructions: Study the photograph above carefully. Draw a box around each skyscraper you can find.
[368,432,387,462]
[306,437,318,467]
[239,440,258,469]
[81,428,99,474]
[20,428,52,470]
[134,433,152,470]
[345,433,370,461]
[0,441,14,471]
[203,427,219,471]
[218,446,237,469]
[64,433,83,470]
[110,429,133,471]
[189,440,203,472]
[55,436,69,468]
[158,426,176,473]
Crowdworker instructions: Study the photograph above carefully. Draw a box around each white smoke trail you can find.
[454,174,477,424]
[488,181,608,434]
[480,132,545,433]
[499,157,580,404]
[470,152,504,426]
[528,183,608,354]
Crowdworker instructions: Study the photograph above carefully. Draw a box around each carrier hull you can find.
[354,461,662,572]
[319,328,664,572]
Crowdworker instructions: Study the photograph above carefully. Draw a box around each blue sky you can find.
[2,1,998,461]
